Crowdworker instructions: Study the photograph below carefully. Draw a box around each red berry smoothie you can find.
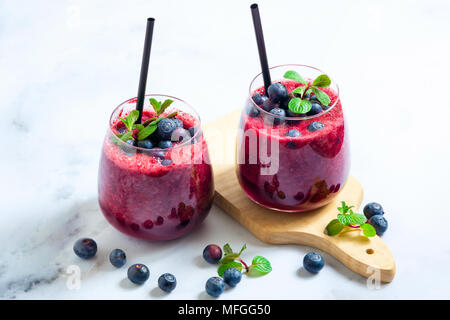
[98,97,214,241]
[237,79,350,212]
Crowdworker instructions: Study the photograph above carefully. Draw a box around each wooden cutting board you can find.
[203,110,396,283]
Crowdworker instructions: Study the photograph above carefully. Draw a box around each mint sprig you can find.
[115,98,175,143]
[325,201,376,238]
[216,243,272,277]
[283,70,332,115]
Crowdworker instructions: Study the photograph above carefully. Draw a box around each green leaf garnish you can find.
[114,98,179,144]
[248,256,272,276]
[325,219,344,236]
[218,261,242,277]
[216,244,271,278]
[325,202,374,238]
[284,70,332,108]
[288,98,312,114]
[361,224,376,237]
[283,70,307,85]
[137,124,157,140]
[312,74,331,88]
[311,87,331,107]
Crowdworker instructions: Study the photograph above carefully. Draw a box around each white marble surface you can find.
[1,0,450,299]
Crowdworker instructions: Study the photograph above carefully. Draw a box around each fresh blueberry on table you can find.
[203,244,223,264]
[158,273,177,293]
[252,93,266,106]
[307,102,323,116]
[303,252,324,273]
[73,238,97,259]
[267,82,288,103]
[156,118,176,140]
[172,118,184,128]
[363,202,384,219]
[262,98,278,112]
[307,121,325,132]
[269,107,286,125]
[109,249,126,268]
[369,215,388,236]
[205,277,225,297]
[285,129,301,137]
[158,140,173,149]
[137,139,153,149]
[127,264,150,285]
[223,267,242,287]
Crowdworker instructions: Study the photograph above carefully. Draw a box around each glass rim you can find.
[108,93,202,151]
[248,64,340,121]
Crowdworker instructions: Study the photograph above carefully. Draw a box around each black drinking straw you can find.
[135,17,155,124]
[250,4,271,93]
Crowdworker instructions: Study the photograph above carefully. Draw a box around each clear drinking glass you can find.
[236,64,350,212]
[98,95,214,241]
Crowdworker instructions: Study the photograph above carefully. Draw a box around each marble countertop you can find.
[1,0,449,299]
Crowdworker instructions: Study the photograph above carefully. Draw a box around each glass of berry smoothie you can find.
[237,64,350,212]
[98,95,214,241]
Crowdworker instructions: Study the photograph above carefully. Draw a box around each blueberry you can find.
[136,139,153,149]
[158,140,173,149]
[205,277,225,297]
[203,244,222,264]
[248,106,260,118]
[252,93,267,106]
[307,102,323,116]
[262,98,279,112]
[369,215,388,236]
[303,252,324,273]
[127,264,150,285]
[307,121,325,132]
[156,118,176,140]
[172,118,184,128]
[171,127,191,142]
[304,93,311,100]
[223,267,242,287]
[310,95,318,102]
[285,129,301,137]
[363,202,384,219]
[161,159,172,166]
[150,150,166,159]
[109,249,126,268]
[73,238,97,259]
[267,82,288,103]
[158,273,177,293]
[189,126,202,138]
[269,108,286,125]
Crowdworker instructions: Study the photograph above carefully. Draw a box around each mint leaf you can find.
[218,261,242,277]
[337,214,350,226]
[325,219,343,236]
[289,98,312,114]
[120,131,134,142]
[283,70,307,84]
[239,244,247,255]
[248,256,272,276]
[223,243,233,255]
[300,99,312,114]
[137,124,157,140]
[166,111,178,118]
[119,117,131,131]
[219,254,240,264]
[160,99,174,114]
[291,86,306,97]
[133,124,145,131]
[348,213,367,226]
[311,87,331,107]
[312,74,331,88]
[150,98,161,114]
[143,116,157,126]
[361,223,376,237]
